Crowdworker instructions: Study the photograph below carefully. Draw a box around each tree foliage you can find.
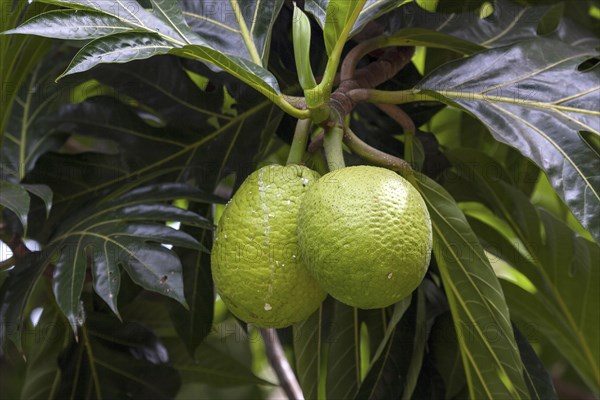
[0,0,598,398]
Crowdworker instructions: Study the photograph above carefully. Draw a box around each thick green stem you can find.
[343,125,413,178]
[287,119,312,165]
[324,125,346,171]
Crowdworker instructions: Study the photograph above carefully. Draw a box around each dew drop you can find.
[264,303,272,311]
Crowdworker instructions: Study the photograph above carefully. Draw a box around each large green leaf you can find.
[55,313,181,399]
[389,0,553,48]
[446,149,599,392]
[180,0,284,66]
[8,0,283,96]
[46,184,212,329]
[415,173,529,399]
[418,38,600,242]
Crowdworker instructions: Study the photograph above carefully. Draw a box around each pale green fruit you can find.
[211,165,327,327]
[297,166,432,309]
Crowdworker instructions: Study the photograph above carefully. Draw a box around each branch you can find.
[376,103,416,135]
[329,46,416,120]
[260,328,304,400]
[343,125,413,175]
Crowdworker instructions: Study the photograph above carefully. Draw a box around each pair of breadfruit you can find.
[211,165,433,328]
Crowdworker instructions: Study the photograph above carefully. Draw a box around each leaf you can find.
[1,57,68,180]
[326,301,360,399]
[11,0,284,98]
[60,32,174,78]
[513,323,558,400]
[293,306,324,400]
[322,0,367,55]
[48,183,210,330]
[22,184,53,218]
[446,148,600,392]
[305,0,411,46]
[354,290,426,400]
[428,312,468,399]
[418,38,600,242]
[168,208,215,356]
[415,173,529,399]
[389,0,553,48]
[37,0,199,45]
[170,45,282,95]
[169,339,273,387]
[55,313,181,399]
[0,252,50,352]
[0,181,30,230]
[0,1,51,148]
[181,0,285,66]
[20,303,70,400]
[3,10,135,39]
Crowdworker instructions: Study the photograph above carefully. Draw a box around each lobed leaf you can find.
[418,38,600,242]
[181,0,284,66]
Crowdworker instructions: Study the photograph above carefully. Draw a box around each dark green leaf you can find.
[0,252,51,352]
[1,59,68,180]
[4,10,134,39]
[20,303,70,400]
[56,313,180,400]
[326,301,360,399]
[22,184,53,218]
[0,181,30,230]
[169,340,273,387]
[428,312,467,399]
[0,1,51,149]
[513,323,558,400]
[418,38,600,242]
[168,208,215,356]
[170,45,281,95]
[355,290,426,400]
[48,184,209,329]
[415,173,529,399]
[181,0,285,66]
[60,32,174,78]
[389,0,552,48]
[447,149,599,392]
[293,306,324,400]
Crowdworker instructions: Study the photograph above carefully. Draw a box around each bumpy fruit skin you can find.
[211,165,327,327]
[297,166,432,309]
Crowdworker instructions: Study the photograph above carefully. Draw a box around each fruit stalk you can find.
[323,125,346,171]
[287,119,312,165]
[343,125,413,175]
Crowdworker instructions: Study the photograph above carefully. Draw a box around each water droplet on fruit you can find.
[264,303,272,311]
[387,272,393,279]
